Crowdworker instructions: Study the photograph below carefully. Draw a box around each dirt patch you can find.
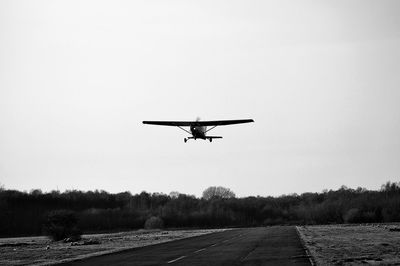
[0,229,228,266]
[297,224,400,265]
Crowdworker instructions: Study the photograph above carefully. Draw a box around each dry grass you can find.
[297,224,400,265]
[0,229,228,266]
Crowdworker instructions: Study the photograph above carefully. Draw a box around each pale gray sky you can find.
[1,0,399,197]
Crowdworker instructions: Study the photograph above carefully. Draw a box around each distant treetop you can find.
[202,186,236,200]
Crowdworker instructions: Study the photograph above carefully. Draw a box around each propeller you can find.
[195,117,203,127]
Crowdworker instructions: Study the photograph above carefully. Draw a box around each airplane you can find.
[142,118,254,143]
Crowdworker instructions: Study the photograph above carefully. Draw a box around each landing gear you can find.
[184,138,187,143]
[209,138,212,142]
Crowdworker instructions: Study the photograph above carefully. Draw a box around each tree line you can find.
[1,182,400,237]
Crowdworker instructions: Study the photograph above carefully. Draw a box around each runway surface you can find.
[61,226,311,266]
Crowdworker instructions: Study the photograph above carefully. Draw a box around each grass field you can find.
[0,229,227,266]
[298,224,400,265]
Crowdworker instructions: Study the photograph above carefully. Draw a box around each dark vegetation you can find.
[1,182,400,237]
[43,210,81,241]
[144,216,164,229]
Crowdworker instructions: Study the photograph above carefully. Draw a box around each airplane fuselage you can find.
[190,125,207,139]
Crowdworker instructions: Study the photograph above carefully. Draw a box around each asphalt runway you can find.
[61,226,311,266]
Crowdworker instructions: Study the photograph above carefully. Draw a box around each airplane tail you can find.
[206,136,222,142]
[184,136,222,143]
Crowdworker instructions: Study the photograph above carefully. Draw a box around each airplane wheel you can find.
[184,138,187,143]
[209,139,212,142]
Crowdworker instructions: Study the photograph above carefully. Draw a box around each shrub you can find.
[343,208,360,223]
[144,216,164,229]
[43,210,82,241]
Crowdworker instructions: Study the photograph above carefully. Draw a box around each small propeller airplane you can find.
[143,118,254,142]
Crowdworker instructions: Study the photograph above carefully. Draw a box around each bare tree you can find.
[202,186,236,200]
[169,191,180,199]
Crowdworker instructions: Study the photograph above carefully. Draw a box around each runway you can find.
[60,226,311,266]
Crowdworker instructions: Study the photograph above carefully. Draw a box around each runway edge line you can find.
[295,226,316,266]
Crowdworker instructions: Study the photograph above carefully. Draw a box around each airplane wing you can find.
[142,119,254,127]
[196,119,254,126]
[142,121,193,126]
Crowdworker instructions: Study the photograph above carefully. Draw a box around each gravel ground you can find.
[0,229,227,266]
[297,224,400,265]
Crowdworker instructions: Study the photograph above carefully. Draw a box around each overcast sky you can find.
[1,0,399,197]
